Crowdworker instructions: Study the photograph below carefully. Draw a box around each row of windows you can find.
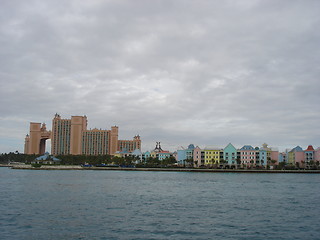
[241,152,256,155]
[225,153,235,156]
[205,151,221,154]
[242,156,256,160]
[206,156,220,159]
[241,160,262,164]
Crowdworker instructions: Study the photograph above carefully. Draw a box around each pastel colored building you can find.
[288,146,304,166]
[193,146,204,167]
[143,151,151,161]
[113,148,131,158]
[270,149,279,164]
[144,142,173,161]
[259,143,270,166]
[177,144,195,165]
[223,143,237,165]
[304,145,315,164]
[158,151,172,160]
[131,149,143,161]
[315,148,320,162]
[204,147,222,166]
[177,150,186,163]
[150,151,158,159]
[33,152,61,165]
[256,143,279,166]
[186,144,195,160]
[239,145,256,166]
[258,149,267,166]
[278,152,287,163]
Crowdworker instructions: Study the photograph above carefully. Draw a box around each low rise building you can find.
[33,152,61,165]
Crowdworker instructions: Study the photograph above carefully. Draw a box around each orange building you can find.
[24,114,141,156]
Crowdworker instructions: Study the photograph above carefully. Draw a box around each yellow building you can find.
[150,151,157,159]
[288,151,295,165]
[204,147,222,166]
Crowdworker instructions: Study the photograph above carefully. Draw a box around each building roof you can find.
[131,149,142,155]
[224,143,236,150]
[305,145,314,151]
[35,152,60,161]
[240,145,254,150]
[158,150,171,153]
[289,146,303,152]
[187,144,195,150]
[119,148,129,154]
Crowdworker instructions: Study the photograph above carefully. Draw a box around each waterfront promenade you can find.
[5,164,320,173]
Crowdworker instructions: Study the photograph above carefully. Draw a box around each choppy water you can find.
[0,168,319,240]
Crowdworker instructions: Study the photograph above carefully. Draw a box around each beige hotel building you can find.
[24,114,141,155]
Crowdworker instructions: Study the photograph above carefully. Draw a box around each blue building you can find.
[223,143,237,165]
[131,149,143,162]
[33,152,61,164]
[177,144,195,165]
[158,152,172,160]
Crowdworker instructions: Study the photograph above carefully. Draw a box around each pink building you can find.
[270,149,279,164]
[239,145,257,166]
[295,151,305,165]
[193,146,203,167]
[315,148,320,162]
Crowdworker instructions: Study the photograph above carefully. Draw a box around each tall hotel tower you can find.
[24,114,141,155]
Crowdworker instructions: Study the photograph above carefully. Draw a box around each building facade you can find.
[24,114,141,156]
[204,147,222,166]
[223,143,237,165]
[288,146,304,166]
[304,145,315,164]
[193,146,204,167]
[239,145,256,166]
[24,123,51,155]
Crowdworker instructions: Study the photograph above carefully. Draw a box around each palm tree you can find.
[185,157,194,168]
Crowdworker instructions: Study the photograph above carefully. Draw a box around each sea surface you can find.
[0,168,319,240]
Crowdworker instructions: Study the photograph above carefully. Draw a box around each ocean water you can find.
[0,168,319,240]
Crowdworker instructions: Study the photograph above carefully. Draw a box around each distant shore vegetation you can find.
[1,152,319,170]
[0,152,176,168]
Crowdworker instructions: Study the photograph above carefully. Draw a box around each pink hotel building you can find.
[24,114,141,156]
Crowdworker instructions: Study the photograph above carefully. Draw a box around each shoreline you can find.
[5,164,320,173]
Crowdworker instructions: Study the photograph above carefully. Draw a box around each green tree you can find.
[276,161,286,170]
[144,157,161,168]
[236,157,241,165]
[162,156,177,167]
[185,157,194,168]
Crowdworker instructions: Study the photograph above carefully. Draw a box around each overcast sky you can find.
[1,0,320,153]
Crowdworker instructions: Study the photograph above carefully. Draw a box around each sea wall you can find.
[8,165,320,173]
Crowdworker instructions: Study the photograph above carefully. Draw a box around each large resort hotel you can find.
[24,114,141,156]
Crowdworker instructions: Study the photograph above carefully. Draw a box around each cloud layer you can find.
[1,0,320,153]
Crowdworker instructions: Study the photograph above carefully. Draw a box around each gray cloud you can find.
[1,0,320,153]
